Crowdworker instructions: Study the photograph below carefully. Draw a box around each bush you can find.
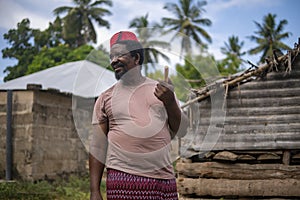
[0,175,106,200]
[0,180,55,199]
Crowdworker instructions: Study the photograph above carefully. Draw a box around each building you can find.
[177,41,300,199]
[0,60,115,181]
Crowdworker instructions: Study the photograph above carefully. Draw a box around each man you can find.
[89,31,188,200]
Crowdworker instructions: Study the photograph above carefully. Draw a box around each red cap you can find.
[110,31,139,47]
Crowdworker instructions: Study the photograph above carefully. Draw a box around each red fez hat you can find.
[110,31,139,47]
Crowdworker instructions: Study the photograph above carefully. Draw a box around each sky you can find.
[0,0,299,83]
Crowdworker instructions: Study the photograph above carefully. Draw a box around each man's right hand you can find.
[90,191,103,200]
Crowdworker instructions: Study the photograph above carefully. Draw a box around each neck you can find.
[120,66,145,86]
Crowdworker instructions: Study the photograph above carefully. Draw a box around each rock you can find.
[204,151,215,159]
[213,151,238,161]
[257,153,280,161]
[237,154,256,160]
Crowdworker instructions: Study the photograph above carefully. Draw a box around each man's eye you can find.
[109,54,117,60]
[110,53,128,60]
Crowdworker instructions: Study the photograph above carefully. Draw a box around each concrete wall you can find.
[0,89,89,181]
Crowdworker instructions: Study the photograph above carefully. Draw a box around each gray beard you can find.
[114,64,129,80]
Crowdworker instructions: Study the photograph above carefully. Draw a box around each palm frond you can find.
[53,6,73,15]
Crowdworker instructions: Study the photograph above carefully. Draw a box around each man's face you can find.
[110,43,136,80]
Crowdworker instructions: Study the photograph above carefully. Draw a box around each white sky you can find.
[0,0,299,83]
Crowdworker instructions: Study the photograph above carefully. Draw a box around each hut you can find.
[0,60,115,181]
[177,40,300,199]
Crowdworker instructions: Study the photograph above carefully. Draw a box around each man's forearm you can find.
[89,123,108,196]
[165,101,189,138]
[89,153,105,193]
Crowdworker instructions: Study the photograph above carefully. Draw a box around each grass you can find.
[0,174,106,200]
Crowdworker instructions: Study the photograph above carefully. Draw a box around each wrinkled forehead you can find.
[110,43,128,54]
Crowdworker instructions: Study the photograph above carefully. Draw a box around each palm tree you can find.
[248,13,291,64]
[161,0,212,55]
[220,35,246,74]
[129,14,170,75]
[53,0,112,47]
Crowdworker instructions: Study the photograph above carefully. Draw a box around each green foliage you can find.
[67,44,95,61]
[0,175,106,200]
[176,54,217,88]
[148,68,191,102]
[85,45,111,69]
[129,14,170,75]
[1,14,112,81]
[218,35,246,75]
[26,44,110,75]
[170,73,191,102]
[176,57,202,89]
[26,44,71,74]
[33,17,64,48]
[0,180,55,199]
[53,0,112,47]
[1,2,293,84]
[2,19,39,81]
[248,13,291,64]
[1,17,65,81]
[54,175,90,200]
[162,0,212,55]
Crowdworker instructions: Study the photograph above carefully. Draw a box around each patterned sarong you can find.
[106,168,179,200]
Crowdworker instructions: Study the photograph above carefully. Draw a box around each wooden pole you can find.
[164,66,169,82]
[180,53,290,109]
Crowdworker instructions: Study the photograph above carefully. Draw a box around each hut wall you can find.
[177,51,300,199]
[0,89,89,181]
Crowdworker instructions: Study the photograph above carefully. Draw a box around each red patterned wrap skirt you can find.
[106,168,179,200]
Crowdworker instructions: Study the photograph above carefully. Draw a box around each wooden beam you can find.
[177,177,300,197]
[283,150,291,165]
[176,162,300,179]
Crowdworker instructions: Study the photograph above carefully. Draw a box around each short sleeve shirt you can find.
[92,78,175,179]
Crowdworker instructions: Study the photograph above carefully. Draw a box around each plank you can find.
[198,96,300,108]
[228,87,300,99]
[182,134,300,151]
[282,150,291,165]
[236,79,300,90]
[177,177,300,197]
[176,162,300,179]
[226,106,300,116]
[196,114,300,126]
[194,123,300,134]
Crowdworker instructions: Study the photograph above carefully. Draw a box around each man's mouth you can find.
[112,63,127,80]
[114,66,123,74]
[113,63,125,73]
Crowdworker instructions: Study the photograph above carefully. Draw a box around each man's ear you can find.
[135,53,140,65]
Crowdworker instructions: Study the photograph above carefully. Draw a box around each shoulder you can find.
[144,77,159,86]
[145,77,158,83]
[98,84,116,98]
[94,84,117,106]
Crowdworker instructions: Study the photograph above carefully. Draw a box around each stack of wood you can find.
[177,39,300,199]
[176,150,300,199]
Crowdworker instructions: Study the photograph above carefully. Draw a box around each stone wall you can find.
[0,89,89,181]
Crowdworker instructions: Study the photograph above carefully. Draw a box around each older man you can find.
[89,31,188,200]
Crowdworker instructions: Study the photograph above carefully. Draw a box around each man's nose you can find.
[110,56,118,66]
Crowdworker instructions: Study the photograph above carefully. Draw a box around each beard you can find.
[115,70,127,80]
[113,63,128,80]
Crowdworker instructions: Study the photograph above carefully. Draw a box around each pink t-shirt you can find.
[92,77,175,179]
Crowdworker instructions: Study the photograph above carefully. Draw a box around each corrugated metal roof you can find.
[180,42,300,154]
[0,60,116,98]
